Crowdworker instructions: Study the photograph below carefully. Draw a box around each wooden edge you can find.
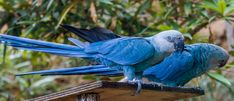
[101,81,205,95]
[27,81,205,101]
[27,81,103,101]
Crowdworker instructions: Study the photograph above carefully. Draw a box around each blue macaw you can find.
[143,44,229,86]
[0,29,184,82]
[17,25,229,87]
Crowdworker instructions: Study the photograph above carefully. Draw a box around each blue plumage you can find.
[0,29,184,81]
[143,44,229,86]
[85,38,155,65]
[16,65,118,76]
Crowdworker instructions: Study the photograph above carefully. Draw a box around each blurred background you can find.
[0,0,234,100]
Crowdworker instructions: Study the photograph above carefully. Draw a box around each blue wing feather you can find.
[85,38,155,65]
[143,51,194,84]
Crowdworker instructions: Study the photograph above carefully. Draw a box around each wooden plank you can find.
[28,81,204,101]
[28,81,103,101]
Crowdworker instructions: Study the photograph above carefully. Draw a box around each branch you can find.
[189,21,209,36]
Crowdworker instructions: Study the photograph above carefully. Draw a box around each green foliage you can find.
[0,0,234,100]
[207,72,231,86]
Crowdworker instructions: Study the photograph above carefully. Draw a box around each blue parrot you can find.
[143,44,229,86]
[0,29,184,82]
[19,43,229,87]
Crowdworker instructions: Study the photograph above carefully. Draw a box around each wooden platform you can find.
[28,81,205,101]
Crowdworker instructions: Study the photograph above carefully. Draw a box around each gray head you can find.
[207,44,229,68]
[150,30,184,53]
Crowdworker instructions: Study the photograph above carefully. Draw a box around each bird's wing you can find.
[61,24,120,43]
[143,50,194,82]
[85,38,155,65]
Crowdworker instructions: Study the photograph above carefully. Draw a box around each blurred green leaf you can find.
[32,77,56,88]
[98,0,113,5]
[158,25,172,30]
[46,0,54,10]
[83,75,96,80]
[224,6,234,16]
[2,43,7,65]
[134,0,151,18]
[183,33,193,40]
[184,3,192,16]
[16,21,35,25]
[55,1,76,29]
[14,61,30,69]
[202,1,219,12]
[217,0,226,15]
[207,72,231,87]
[229,50,234,56]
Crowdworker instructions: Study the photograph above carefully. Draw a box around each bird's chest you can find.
[174,65,208,86]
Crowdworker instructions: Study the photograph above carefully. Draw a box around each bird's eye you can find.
[166,36,173,42]
[221,60,225,63]
[167,36,172,40]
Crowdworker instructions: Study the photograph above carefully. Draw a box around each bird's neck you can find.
[147,37,174,56]
[189,44,211,72]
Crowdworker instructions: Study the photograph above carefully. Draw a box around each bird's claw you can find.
[135,80,142,96]
[127,80,143,96]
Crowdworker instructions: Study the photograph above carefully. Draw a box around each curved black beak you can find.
[174,38,184,52]
[218,52,229,68]
[218,60,228,68]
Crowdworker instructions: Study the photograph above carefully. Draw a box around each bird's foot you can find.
[127,79,143,96]
[134,80,142,96]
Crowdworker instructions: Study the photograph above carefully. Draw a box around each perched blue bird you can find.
[21,43,229,87]
[143,44,229,86]
[0,30,184,82]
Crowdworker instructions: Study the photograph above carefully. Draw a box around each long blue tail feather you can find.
[40,68,118,76]
[0,34,81,50]
[16,65,105,76]
[42,71,123,76]
[16,65,123,76]
[0,34,93,57]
